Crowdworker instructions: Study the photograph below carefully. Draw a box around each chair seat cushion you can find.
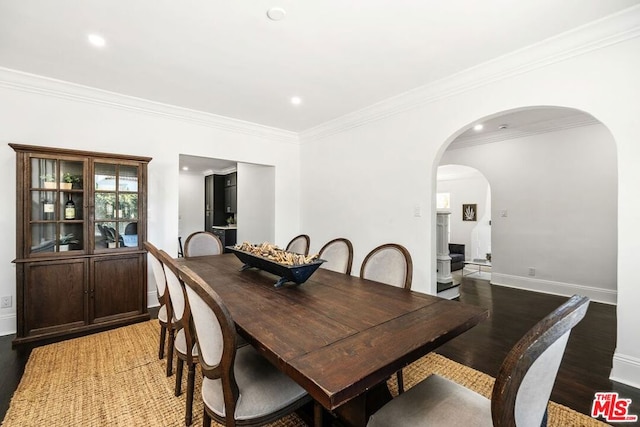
[202,344,308,421]
[174,328,199,357]
[367,375,492,427]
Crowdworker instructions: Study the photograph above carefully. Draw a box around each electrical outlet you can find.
[528,267,536,276]
[0,296,11,308]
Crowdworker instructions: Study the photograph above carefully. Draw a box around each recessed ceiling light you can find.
[267,7,286,21]
[88,34,106,47]
[291,96,302,106]
[182,166,189,171]
[473,124,484,131]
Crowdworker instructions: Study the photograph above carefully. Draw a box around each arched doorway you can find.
[434,106,618,304]
[437,164,492,282]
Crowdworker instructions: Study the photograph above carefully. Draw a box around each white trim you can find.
[611,353,640,389]
[0,313,16,337]
[300,5,640,142]
[147,291,160,309]
[490,272,617,305]
[0,67,299,145]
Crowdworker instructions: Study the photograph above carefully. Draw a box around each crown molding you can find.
[300,5,640,143]
[448,115,600,149]
[0,67,299,145]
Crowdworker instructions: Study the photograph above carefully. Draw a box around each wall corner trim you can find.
[611,353,640,389]
[0,313,17,337]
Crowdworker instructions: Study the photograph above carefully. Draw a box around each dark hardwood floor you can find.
[438,276,640,425]
[1,281,638,425]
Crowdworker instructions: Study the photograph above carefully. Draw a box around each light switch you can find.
[414,205,422,217]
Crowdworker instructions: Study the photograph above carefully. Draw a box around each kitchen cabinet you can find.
[10,143,150,346]
[211,227,237,252]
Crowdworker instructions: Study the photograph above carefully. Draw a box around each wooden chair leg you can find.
[167,327,176,377]
[203,409,211,427]
[185,363,196,426]
[314,402,323,427]
[159,324,167,359]
[396,369,404,394]
[175,358,184,396]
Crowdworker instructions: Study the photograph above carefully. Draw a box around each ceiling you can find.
[1,1,638,133]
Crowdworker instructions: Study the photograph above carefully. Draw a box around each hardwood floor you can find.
[1,281,639,425]
[438,276,640,425]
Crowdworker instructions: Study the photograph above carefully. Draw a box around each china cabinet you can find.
[10,143,151,346]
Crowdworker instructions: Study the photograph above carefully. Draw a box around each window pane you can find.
[95,193,116,220]
[31,158,57,189]
[30,223,56,254]
[119,222,138,248]
[95,163,117,191]
[31,190,56,221]
[119,165,138,192]
[95,222,119,250]
[119,193,138,220]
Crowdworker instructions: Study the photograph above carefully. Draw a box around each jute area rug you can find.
[2,320,609,427]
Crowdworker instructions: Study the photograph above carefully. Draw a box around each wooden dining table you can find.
[176,254,489,427]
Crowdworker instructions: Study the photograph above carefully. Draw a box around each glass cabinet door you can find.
[29,157,84,255]
[94,163,139,250]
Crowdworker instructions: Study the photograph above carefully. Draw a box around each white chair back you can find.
[183,284,225,369]
[148,250,167,297]
[286,234,310,255]
[319,238,353,274]
[184,231,223,257]
[360,244,412,289]
[162,255,186,321]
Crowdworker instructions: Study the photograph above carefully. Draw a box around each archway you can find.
[433,106,618,304]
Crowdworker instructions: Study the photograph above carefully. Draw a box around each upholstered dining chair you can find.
[158,250,199,426]
[178,263,312,427]
[367,295,590,427]
[318,237,354,275]
[144,242,178,377]
[285,234,310,256]
[184,231,223,257]
[360,243,413,393]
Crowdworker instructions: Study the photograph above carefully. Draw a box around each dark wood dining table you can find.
[176,254,489,427]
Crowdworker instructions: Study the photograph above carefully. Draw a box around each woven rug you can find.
[2,320,609,426]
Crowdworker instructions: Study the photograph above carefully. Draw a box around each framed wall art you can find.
[463,204,477,221]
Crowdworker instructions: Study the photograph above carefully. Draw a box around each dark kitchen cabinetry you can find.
[224,172,237,214]
[211,227,237,252]
[205,172,237,228]
[10,143,150,346]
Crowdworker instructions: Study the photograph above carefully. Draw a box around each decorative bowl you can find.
[226,246,325,287]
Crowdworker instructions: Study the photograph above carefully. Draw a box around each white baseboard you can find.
[0,312,17,336]
[147,291,160,308]
[490,273,617,305]
[611,352,640,389]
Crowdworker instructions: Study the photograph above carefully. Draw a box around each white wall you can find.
[300,24,640,387]
[237,163,275,244]
[178,172,205,244]
[0,68,301,333]
[437,173,491,261]
[441,125,617,302]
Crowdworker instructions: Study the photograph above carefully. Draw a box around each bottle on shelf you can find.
[43,198,54,221]
[65,194,76,220]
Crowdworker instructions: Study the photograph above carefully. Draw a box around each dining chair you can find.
[144,242,178,376]
[367,294,590,427]
[158,250,199,426]
[360,243,413,393]
[285,234,310,256]
[178,263,312,427]
[318,237,354,275]
[184,231,223,257]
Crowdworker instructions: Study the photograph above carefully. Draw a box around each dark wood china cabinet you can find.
[10,144,151,346]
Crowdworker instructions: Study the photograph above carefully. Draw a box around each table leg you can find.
[334,382,392,427]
